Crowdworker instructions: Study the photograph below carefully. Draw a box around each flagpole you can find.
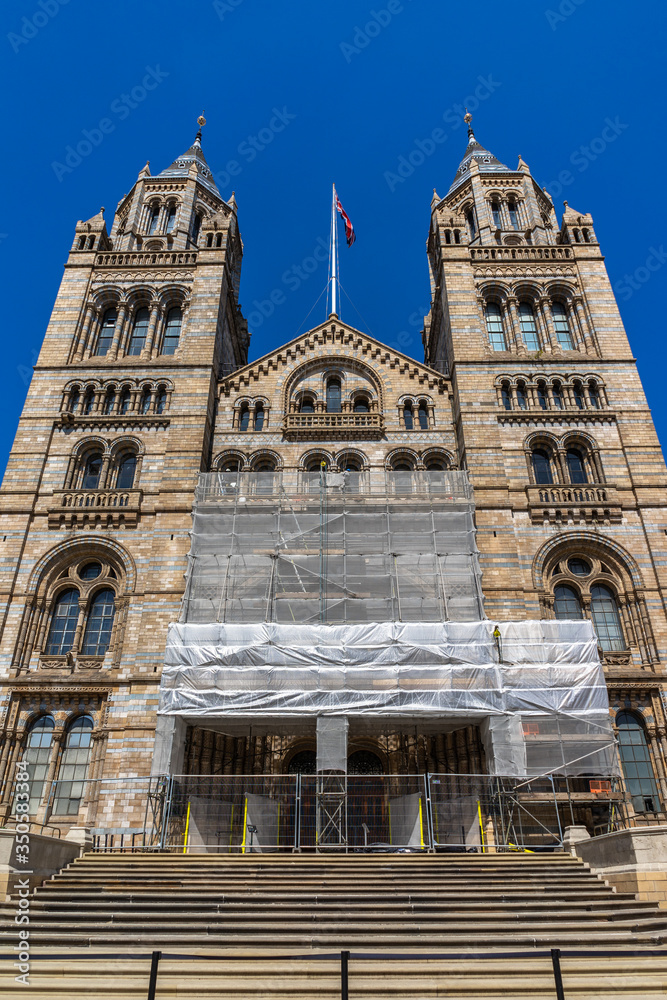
[330,183,338,317]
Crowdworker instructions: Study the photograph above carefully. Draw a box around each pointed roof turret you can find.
[447,112,511,195]
[158,113,220,197]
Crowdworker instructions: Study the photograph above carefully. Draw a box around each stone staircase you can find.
[1,852,666,998]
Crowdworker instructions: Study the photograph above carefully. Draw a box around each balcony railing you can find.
[470,246,572,262]
[283,411,384,440]
[48,489,142,528]
[95,251,197,267]
[526,483,621,523]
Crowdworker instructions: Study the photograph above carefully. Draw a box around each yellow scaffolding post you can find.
[477,800,485,854]
[182,801,191,854]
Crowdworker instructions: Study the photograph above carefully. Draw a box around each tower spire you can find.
[446,112,510,195]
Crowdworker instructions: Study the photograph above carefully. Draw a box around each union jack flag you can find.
[335,188,356,246]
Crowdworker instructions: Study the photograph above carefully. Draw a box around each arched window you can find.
[418,402,429,429]
[81,589,115,656]
[572,381,584,409]
[139,388,152,414]
[103,389,116,414]
[68,387,80,413]
[254,404,265,432]
[501,381,512,410]
[466,208,476,240]
[353,396,369,413]
[552,302,574,350]
[82,452,103,489]
[347,750,384,775]
[218,457,242,472]
[83,389,95,415]
[554,584,583,619]
[155,386,167,414]
[425,456,447,471]
[403,403,414,430]
[116,453,137,489]
[552,381,563,409]
[191,212,202,245]
[516,382,528,410]
[23,716,55,814]
[96,308,116,356]
[119,387,131,414]
[508,200,519,229]
[519,302,540,350]
[254,458,277,495]
[162,307,182,355]
[326,379,341,413]
[582,228,591,243]
[165,203,177,234]
[491,200,501,228]
[128,307,149,356]
[616,712,660,814]
[532,448,554,485]
[46,589,79,654]
[53,716,94,816]
[148,203,160,235]
[591,584,625,651]
[536,381,548,410]
[300,396,315,414]
[588,380,601,409]
[485,303,506,351]
[566,448,588,484]
[287,750,317,775]
[239,405,250,431]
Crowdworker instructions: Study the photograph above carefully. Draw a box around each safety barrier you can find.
[154,772,628,853]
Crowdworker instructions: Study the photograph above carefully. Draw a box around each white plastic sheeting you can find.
[158,619,617,776]
[182,471,484,624]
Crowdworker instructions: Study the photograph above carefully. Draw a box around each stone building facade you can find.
[0,117,666,838]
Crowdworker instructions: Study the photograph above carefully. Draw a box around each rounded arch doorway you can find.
[347,750,384,775]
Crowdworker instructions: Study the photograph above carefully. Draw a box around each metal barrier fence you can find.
[154,772,627,853]
[26,771,628,852]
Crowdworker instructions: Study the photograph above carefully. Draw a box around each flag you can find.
[335,187,356,246]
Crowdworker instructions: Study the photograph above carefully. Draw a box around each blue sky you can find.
[1,0,665,475]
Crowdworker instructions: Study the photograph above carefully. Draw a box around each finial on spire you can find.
[194,110,206,147]
[464,108,476,145]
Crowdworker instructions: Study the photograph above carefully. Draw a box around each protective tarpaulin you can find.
[158,619,616,775]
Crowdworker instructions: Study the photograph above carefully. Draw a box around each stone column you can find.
[35,732,63,828]
[108,304,128,360]
[99,455,112,491]
[146,304,162,359]
[74,305,97,361]
[646,725,667,806]
[539,299,558,352]
[504,297,520,351]
[535,298,552,353]
[572,297,590,353]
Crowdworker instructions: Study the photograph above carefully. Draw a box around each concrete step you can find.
[2,952,666,998]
